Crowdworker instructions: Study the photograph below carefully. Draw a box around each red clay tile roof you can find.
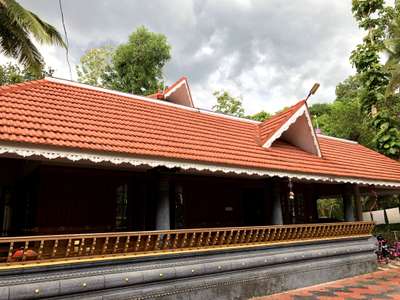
[1,78,400,184]
[147,91,164,99]
[258,100,306,145]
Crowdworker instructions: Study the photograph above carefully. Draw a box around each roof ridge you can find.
[44,77,261,125]
[317,134,358,144]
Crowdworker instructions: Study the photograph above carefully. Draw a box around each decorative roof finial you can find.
[305,83,320,102]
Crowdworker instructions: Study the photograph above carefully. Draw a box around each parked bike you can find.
[376,235,390,264]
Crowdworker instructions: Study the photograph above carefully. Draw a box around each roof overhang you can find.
[1,142,399,188]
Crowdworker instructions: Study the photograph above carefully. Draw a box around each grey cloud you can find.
[19,0,362,112]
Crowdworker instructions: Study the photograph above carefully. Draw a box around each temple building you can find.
[0,77,397,299]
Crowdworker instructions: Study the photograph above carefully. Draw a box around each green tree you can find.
[335,75,362,101]
[0,0,65,75]
[309,103,332,130]
[351,0,400,158]
[309,75,374,147]
[212,90,245,117]
[76,45,114,87]
[318,99,375,147]
[103,26,171,95]
[317,198,344,221]
[384,0,400,95]
[0,62,53,86]
[246,110,271,122]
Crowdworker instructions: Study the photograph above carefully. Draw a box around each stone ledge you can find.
[0,236,377,300]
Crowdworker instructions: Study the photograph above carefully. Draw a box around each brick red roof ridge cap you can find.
[43,77,260,125]
[259,99,306,127]
[258,99,306,144]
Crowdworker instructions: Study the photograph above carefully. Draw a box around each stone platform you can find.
[0,236,376,299]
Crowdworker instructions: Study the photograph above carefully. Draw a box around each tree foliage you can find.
[212,90,272,121]
[317,198,344,221]
[76,45,114,87]
[309,1,400,158]
[309,75,375,148]
[350,0,400,158]
[0,62,53,86]
[246,110,271,122]
[76,27,171,95]
[0,0,65,75]
[384,1,400,95]
[102,26,171,95]
[212,90,245,117]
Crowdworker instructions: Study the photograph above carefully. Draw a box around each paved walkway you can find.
[256,261,400,300]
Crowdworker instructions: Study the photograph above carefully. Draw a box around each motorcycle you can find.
[376,235,390,264]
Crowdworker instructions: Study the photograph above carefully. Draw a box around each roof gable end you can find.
[164,76,194,107]
[148,77,194,107]
[260,100,322,157]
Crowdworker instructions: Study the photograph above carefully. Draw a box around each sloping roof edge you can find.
[1,142,399,188]
[262,101,322,157]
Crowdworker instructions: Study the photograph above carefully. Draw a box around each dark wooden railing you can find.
[0,222,374,268]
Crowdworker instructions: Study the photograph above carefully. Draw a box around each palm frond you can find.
[30,12,66,47]
[0,0,66,73]
[1,0,65,47]
[0,10,43,74]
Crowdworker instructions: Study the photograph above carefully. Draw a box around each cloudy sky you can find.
[13,0,363,114]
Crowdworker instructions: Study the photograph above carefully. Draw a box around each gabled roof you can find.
[1,77,400,187]
[148,77,194,107]
[259,100,322,157]
[259,100,306,145]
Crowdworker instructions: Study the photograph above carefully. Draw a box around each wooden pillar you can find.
[155,174,170,230]
[304,186,319,223]
[353,184,363,221]
[311,193,319,222]
[174,183,185,229]
[271,180,283,225]
[342,184,355,222]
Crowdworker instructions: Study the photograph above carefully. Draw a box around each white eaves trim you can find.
[45,77,257,124]
[164,79,185,97]
[0,143,399,188]
[262,104,322,157]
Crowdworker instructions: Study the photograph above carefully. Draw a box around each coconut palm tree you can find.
[0,0,65,75]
